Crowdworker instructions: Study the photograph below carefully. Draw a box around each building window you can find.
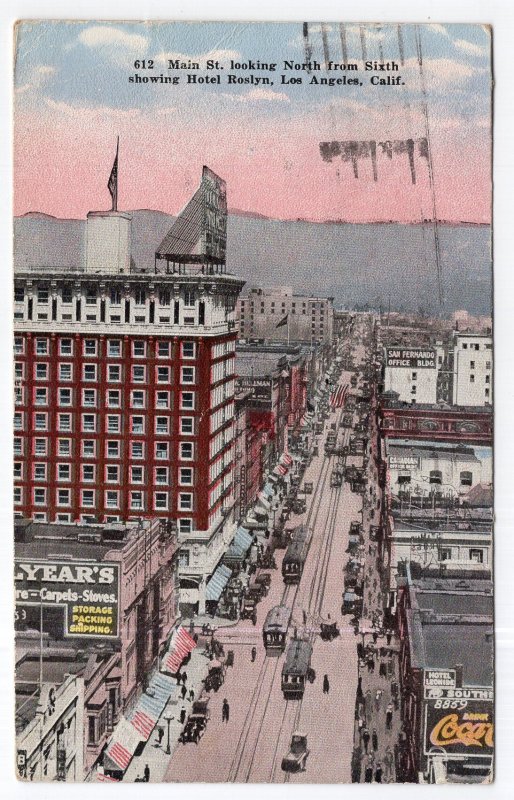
[106,465,119,483]
[105,490,119,509]
[34,463,47,481]
[157,366,171,383]
[81,490,95,507]
[155,442,168,460]
[429,470,442,485]
[37,286,49,303]
[486,360,491,369]
[108,365,121,382]
[159,290,171,307]
[470,549,484,564]
[106,441,120,458]
[35,363,48,380]
[135,288,146,305]
[182,341,196,359]
[155,467,169,485]
[14,412,23,430]
[154,492,168,510]
[397,475,411,485]
[14,337,24,355]
[34,438,47,456]
[35,413,48,431]
[485,388,490,398]
[179,493,193,511]
[460,470,473,487]
[82,465,95,482]
[108,339,122,357]
[84,339,97,356]
[131,390,145,408]
[14,462,22,480]
[130,492,144,510]
[58,439,71,456]
[180,392,195,410]
[155,416,170,435]
[180,417,194,435]
[157,340,171,357]
[35,388,48,406]
[181,367,195,384]
[440,547,452,561]
[180,442,194,460]
[106,415,121,434]
[132,365,146,383]
[179,467,193,485]
[110,288,121,305]
[57,464,71,482]
[85,287,97,305]
[179,520,192,536]
[82,389,96,408]
[184,291,195,308]
[107,390,121,408]
[82,414,96,433]
[14,286,25,303]
[59,363,72,381]
[83,364,97,382]
[470,374,475,383]
[156,391,170,409]
[131,416,144,434]
[14,438,22,455]
[411,372,417,381]
[131,442,144,459]
[34,488,46,506]
[485,374,490,384]
[82,440,96,457]
[62,285,73,304]
[470,360,475,369]
[178,547,190,564]
[57,413,71,432]
[57,489,71,506]
[59,338,73,356]
[130,466,144,484]
[132,341,146,358]
[14,487,22,505]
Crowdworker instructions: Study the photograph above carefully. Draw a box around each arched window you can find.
[460,470,473,487]
[429,470,442,485]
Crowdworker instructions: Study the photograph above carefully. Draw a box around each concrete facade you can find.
[452,333,493,407]
[237,286,334,345]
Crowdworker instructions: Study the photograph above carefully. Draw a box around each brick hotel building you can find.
[13,167,245,612]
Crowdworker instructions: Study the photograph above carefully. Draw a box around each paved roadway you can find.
[165,335,369,783]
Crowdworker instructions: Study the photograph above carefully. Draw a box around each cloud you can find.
[222,87,289,103]
[454,39,489,57]
[44,98,141,119]
[155,49,240,67]
[428,24,450,38]
[78,25,148,66]
[16,64,56,95]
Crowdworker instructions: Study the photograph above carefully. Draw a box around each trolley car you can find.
[282,526,310,584]
[281,638,314,699]
[263,605,291,655]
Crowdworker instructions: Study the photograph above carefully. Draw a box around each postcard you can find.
[13,20,493,784]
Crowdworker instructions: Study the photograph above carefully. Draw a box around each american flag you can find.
[330,384,348,410]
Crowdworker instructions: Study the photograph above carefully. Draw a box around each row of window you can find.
[15,362,197,385]
[14,436,196,460]
[20,511,194,533]
[460,342,492,351]
[397,470,474,487]
[14,411,197,436]
[15,285,199,307]
[15,462,194,485]
[17,388,195,411]
[14,337,197,359]
[14,486,194,511]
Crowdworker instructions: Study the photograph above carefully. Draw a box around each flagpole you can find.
[114,136,119,212]
[287,315,290,347]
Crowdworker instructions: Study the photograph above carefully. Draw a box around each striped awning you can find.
[129,672,177,740]
[104,717,142,772]
[205,564,232,601]
[225,527,253,561]
[273,464,288,477]
[162,625,197,675]
[280,452,293,467]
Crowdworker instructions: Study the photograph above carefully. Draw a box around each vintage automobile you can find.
[241,597,258,625]
[320,619,340,641]
[254,572,271,592]
[178,698,210,744]
[330,469,343,488]
[246,579,266,602]
[303,482,314,494]
[292,498,307,515]
[281,732,310,773]
[202,661,225,692]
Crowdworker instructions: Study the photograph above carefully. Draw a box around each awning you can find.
[245,514,269,530]
[205,564,232,601]
[280,452,293,467]
[256,493,271,511]
[273,464,288,477]
[162,625,197,675]
[129,672,177,740]
[104,717,142,772]
[262,482,275,498]
[224,527,254,561]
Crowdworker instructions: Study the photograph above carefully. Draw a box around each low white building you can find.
[383,345,444,404]
[452,332,492,407]
[387,440,492,499]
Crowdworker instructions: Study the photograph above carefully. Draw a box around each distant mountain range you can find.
[14,210,492,316]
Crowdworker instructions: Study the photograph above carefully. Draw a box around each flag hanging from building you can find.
[108,138,119,211]
[330,384,348,409]
[276,314,288,329]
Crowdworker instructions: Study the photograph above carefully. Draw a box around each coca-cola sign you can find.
[424,696,494,757]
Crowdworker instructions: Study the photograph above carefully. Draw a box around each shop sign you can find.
[386,348,436,368]
[424,695,494,757]
[424,669,456,690]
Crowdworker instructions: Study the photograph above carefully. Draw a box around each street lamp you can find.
[164,715,173,755]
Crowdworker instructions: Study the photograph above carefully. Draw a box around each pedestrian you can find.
[222,698,230,723]
[372,728,378,752]
[361,727,370,753]
[386,630,392,645]
[323,674,330,694]
[379,661,387,678]
[182,671,188,685]
[356,676,363,699]
[372,631,378,644]
[144,764,150,783]
[367,656,375,674]
[374,689,382,711]
[181,684,187,700]
[374,763,383,783]
[364,765,373,783]
[189,688,195,702]
[180,706,186,724]
[384,746,394,780]
[156,725,164,745]
[386,702,393,730]
[176,672,181,686]
[251,646,257,663]
[303,609,307,625]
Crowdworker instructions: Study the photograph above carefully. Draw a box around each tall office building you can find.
[13,166,245,613]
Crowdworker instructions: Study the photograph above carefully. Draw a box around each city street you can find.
[164,350,367,782]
